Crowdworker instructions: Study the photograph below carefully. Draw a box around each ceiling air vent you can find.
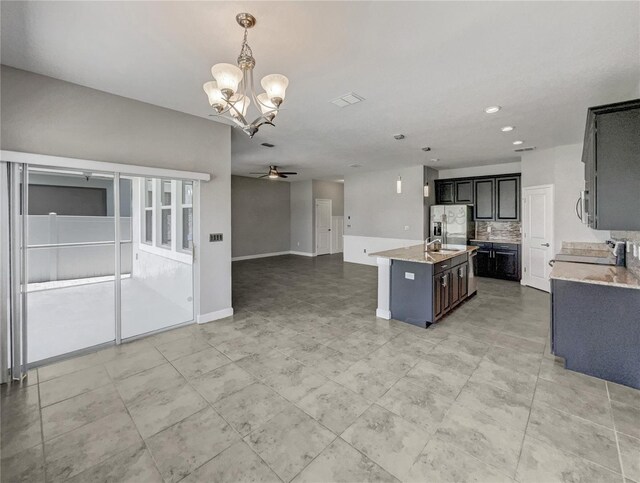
[514,146,536,152]
[261,142,275,148]
[330,92,365,107]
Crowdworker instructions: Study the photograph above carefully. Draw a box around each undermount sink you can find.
[426,248,460,254]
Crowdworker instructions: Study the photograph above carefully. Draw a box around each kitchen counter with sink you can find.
[371,244,478,327]
[370,244,477,264]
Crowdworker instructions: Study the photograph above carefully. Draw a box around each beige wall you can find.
[0,65,233,317]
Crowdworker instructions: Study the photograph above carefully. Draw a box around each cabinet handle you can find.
[441,264,448,268]
[541,243,550,247]
[442,274,447,287]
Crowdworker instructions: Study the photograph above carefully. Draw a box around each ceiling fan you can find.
[250,165,297,179]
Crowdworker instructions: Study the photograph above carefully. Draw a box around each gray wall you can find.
[312,180,344,216]
[231,175,291,258]
[1,65,232,316]
[28,173,132,217]
[344,165,426,240]
[290,180,314,254]
[521,143,609,252]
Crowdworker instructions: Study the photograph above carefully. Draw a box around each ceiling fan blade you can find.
[249,172,266,175]
[278,172,297,175]
[257,174,269,178]
[279,174,288,179]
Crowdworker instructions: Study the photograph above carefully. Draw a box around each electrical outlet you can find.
[297,241,300,247]
[488,226,492,233]
[404,225,409,231]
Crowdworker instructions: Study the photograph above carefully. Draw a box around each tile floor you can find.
[1,254,639,482]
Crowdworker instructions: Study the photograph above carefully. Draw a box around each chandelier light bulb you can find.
[257,93,277,115]
[261,74,289,105]
[229,94,251,118]
[203,81,225,111]
[211,63,243,97]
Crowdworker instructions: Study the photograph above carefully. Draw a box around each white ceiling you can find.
[2,1,639,180]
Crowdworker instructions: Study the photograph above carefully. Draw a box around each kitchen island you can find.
[371,244,478,328]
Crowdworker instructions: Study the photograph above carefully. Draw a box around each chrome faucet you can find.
[425,237,442,252]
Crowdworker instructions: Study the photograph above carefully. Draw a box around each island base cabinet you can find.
[551,279,640,389]
[390,260,433,328]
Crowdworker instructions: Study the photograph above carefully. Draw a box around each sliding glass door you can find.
[119,176,194,339]
[26,166,117,362]
[2,163,198,370]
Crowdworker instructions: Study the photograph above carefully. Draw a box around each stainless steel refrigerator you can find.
[430,205,475,245]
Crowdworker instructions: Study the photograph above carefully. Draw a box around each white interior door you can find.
[315,199,332,256]
[522,185,554,292]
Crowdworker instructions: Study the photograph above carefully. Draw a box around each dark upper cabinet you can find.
[496,177,520,221]
[437,181,455,204]
[582,100,640,230]
[474,179,495,220]
[454,180,474,204]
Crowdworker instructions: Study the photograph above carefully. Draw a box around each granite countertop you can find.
[370,244,478,264]
[471,238,521,244]
[550,261,640,290]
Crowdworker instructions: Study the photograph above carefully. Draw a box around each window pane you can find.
[145,179,153,208]
[145,210,152,243]
[161,181,172,206]
[182,181,193,205]
[182,207,193,249]
[161,208,171,245]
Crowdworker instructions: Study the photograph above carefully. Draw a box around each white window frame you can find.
[178,180,194,254]
[142,178,154,246]
[139,178,192,264]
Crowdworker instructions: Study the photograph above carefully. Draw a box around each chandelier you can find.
[203,13,289,138]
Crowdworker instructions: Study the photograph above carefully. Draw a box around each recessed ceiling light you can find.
[393,134,405,140]
[513,140,524,145]
[421,147,431,152]
[484,106,501,114]
[501,126,514,132]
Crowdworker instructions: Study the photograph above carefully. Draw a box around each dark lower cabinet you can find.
[494,250,519,279]
[552,279,640,388]
[471,242,521,281]
[457,262,469,300]
[475,248,492,277]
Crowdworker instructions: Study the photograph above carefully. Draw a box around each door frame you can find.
[521,184,554,291]
[315,198,332,256]
[1,151,207,373]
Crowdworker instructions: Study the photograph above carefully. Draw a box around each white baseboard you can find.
[232,251,290,261]
[289,251,316,257]
[197,307,234,324]
[376,308,391,320]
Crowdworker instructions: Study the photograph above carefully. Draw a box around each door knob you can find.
[541,243,550,247]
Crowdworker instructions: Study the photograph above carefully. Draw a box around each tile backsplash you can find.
[611,231,640,278]
[475,221,521,242]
